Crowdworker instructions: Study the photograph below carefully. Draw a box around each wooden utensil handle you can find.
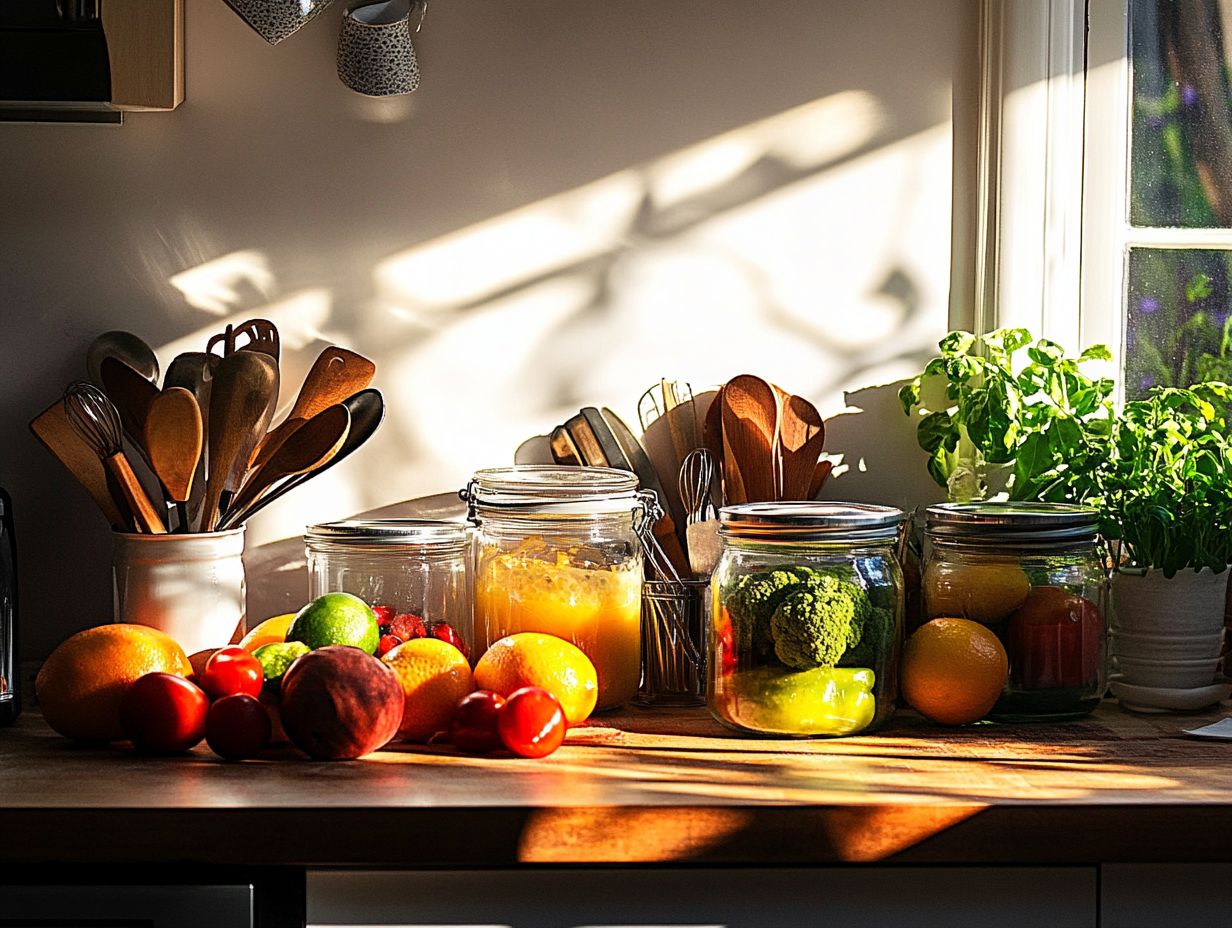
[106,452,167,534]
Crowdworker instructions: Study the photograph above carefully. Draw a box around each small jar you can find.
[464,466,644,711]
[922,502,1108,721]
[305,520,472,652]
[710,502,905,737]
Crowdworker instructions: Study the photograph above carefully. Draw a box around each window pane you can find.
[1130,0,1232,228]
[1125,247,1232,397]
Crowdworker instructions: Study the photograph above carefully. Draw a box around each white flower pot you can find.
[1111,567,1229,637]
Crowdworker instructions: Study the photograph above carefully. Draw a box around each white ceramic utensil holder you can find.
[112,528,246,656]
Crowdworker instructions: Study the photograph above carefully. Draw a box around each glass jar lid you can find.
[463,465,641,516]
[305,519,469,547]
[720,501,904,542]
[925,502,1099,545]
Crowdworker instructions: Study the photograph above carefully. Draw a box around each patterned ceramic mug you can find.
[224,0,336,46]
[337,0,425,96]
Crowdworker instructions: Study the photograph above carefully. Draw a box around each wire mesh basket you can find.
[636,578,707,707]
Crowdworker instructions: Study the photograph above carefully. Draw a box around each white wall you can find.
[0,0,974,657]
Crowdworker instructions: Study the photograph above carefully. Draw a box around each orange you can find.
[473,632,598,725]
[36,624,192,742]
[238,613,295,652]
[381,638,474,742]
[901,617,1008,725]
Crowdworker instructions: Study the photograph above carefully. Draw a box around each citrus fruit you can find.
[473,632,598,725]
[923,559,1030,624]
[287,593,380,654]
[36,624,192,742]
[381,638,474,742]
[239,613,295,651]
[901,617,1009,725]
[253,641,310,688]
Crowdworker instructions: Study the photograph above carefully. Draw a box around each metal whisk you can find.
[678,448,716,525]
[63,382,166,534]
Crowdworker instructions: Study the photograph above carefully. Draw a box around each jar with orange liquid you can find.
[464,466,644,711]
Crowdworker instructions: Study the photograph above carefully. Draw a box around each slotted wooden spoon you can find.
[144,387,204,532]
[203,351,278,531]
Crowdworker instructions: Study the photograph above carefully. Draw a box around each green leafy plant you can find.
[899,329,1116,501]
[1076,382,1232,576]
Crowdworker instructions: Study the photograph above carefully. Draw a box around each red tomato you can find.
[497,686,566,759]
[206,694,272,760]
[450,690,506,753]
[199,646,264,701]
[120,672,209,754]
[1007,586,1104,690]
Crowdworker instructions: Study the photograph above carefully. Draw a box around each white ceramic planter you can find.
[1111,567,1229,636]
[112,528,246,656]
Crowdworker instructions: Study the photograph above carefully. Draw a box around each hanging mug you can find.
[224,0,337,46]
[337,0,426,97]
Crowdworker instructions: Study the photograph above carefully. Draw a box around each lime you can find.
[253,640,310,688]
[288,592,381,654]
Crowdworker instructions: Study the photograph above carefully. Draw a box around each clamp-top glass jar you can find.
[464,466,645,711]
[710,502,905,737]
[922,502,1108,721]
[305,519,472,653]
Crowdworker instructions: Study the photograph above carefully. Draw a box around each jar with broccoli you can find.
[709,502,905,737]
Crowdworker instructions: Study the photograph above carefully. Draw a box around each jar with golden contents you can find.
[464,466,644,711]
[922,502,1108,721]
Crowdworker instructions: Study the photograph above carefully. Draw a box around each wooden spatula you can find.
[29,400,126,528]
[779,393,826,500]
[250,346,374,471]
[144,387,204,532]
[99,356,159,448]
[204,351,278,531]
[721,375,780,503]
[220,404,350,528]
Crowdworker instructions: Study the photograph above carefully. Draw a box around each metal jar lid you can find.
[462,465,641,516]
[720,502,904,542]
[925,502,1099,545]
[305,519,469,548]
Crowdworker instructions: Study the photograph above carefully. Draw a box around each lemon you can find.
[382,638,474,742]
[239,613,295,651]
[473,632,598,725]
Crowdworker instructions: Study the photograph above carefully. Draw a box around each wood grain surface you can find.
[3,703,1232,866]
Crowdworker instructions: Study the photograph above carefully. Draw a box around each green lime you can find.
[253,640,310,688]
[288,592,380,654]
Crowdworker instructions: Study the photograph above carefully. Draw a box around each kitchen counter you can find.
[3,701,1232,867]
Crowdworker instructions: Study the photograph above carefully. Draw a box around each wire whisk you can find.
[678,448,716,526]
[63,382,166,534]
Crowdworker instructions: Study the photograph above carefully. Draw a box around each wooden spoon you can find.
[164,352,220,526]
[204,351,278,531]
[219,389,384,528]
[250,346,374,471]
[99,356,159,448]
[721,375,780,503]
[144,387,204,532]
[29,400,125,528]
[220,404,350,528]
[779,393,826,500]
[808,458,834,499]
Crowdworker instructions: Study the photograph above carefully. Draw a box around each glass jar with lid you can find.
[463,466,644,711]
[710,502,905,737]
[922,502,1108,721]
[305,519,472,653]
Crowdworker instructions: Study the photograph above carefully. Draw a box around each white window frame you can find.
[975,0,1232,394]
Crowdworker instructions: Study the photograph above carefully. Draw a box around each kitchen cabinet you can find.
[2,703,1231,926]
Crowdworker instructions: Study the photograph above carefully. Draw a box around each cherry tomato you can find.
[120,672,209,754]
[450,690,506,753]
[497,686,566,759]
[199,646,264,701]
[1008,586,1104,690]
[206,693,272,760]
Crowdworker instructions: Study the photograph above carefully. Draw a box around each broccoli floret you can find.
[838,605,896,670]
[724,567,818,657]
[769,574,870,669]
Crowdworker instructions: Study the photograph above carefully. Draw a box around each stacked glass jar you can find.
[922,502,1108,721]
[709,502,906,737]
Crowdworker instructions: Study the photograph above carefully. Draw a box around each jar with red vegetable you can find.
[922,503,1108,721]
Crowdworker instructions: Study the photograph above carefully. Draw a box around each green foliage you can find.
[1071,382,1232,576]
[899,329,1116,501]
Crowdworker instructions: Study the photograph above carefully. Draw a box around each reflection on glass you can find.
[1130,0,1232,228]
[1125,247,1232,397]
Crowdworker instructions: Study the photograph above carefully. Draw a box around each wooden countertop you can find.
[4,703,1232,867]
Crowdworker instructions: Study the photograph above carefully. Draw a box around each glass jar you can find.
[464,466,644,711]
[305,520,472,653]
[0,487,18,726]
[710,502,905,737]
[922,502,1108,721]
